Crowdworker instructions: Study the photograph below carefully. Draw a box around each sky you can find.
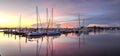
[0,0,120,28]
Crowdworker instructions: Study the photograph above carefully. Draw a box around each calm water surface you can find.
[0,31,120,56]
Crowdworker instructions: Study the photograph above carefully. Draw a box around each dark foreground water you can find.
[0,31,120,56]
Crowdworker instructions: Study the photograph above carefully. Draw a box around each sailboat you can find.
[75,15,83,34]
[47,8,61,36]
[27,6,43,36]
[15,15,26,35]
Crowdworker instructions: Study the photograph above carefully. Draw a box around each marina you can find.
[0,0,120,56]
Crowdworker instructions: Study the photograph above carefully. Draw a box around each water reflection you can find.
[24,35,59,56]
[1,31,120,56]
[19,36,22,56]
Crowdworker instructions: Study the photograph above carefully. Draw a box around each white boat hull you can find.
[27,32,43,36]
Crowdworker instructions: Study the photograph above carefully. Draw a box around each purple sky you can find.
[0,0,120,27]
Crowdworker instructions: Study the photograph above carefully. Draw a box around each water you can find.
[0,31,120,56]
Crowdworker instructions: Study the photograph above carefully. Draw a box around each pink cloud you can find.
[60,22,77,28]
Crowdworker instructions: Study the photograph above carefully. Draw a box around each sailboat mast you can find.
[36,6,39,31]
[19,15,21,30]
[46,8,52,31]
[78,15,81,29]
[46,8,48,25]
[51,8,53,28]
[83,19,85,27]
